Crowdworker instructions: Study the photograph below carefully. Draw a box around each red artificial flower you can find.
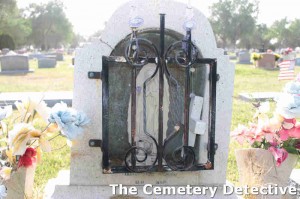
[269,146,288,167]
[17,147,37,168]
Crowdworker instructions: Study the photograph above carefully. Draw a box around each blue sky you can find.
[17,0,300,36]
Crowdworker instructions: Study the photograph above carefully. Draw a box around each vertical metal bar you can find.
[102,56,110,170]
[131,61,137,169]
[209,60,217,169]
[183,30,192,146]
[158,13,165,171]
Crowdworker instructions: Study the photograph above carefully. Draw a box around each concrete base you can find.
[44,170,239,199]
[0,91,72,107]
[0,69,34,74]
[239,92,280,102]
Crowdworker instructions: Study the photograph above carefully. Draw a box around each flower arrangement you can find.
[0,98,89,197]
[281,47,293,56]
[274,53,281,61]
[251,53,262,61]
[232,81,300,167]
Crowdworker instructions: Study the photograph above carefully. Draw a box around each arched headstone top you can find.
[101,0,217,57]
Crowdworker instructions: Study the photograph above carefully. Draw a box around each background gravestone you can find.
[46,0,235,198]
[238,50,251,64]
[257,53,276,69]
[38,56,57,68]
[45,52,64,61]
[0,54,32,74]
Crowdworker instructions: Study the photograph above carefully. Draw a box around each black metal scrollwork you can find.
[124,30,160,172]
[123,16,199,172]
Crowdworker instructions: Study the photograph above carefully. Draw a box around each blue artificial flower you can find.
[48,102,89,140]
[75,112,90,127]
[60,123,84,140]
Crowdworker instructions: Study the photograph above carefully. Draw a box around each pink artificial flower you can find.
[231,125,247,145]
[268,146,288,167]
[278,129,290,141]
[288,126,300,139]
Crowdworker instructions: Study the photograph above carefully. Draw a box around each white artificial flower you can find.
[0,185,7,198]
[0,105,12,121]
[276,93,300,119]
[284,81,300,94]
[258,101,270,113]
[15,97,50,122]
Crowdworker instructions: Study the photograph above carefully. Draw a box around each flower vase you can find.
[235,148,298,199]
[4,163,36,199]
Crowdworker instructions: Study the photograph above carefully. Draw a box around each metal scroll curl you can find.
[124,36,160,172]
[165,40,198,68]
[124,37,159,68]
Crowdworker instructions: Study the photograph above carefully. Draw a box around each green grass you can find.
[0,56,74,92]
[33,136,70,198]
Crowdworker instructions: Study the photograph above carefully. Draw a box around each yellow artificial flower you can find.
[36,147,42,164]
[8,123,41,155]
[5,149,14,164]
[46,123,59,133]
[0,166,12,180]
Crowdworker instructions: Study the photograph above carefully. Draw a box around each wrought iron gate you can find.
[89,14,218,173]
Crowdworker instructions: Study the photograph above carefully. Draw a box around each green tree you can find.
[286,19,300,47]
[209,0,258,49]
[0,0,31,49]
[249,23,272,50]
[28,0,74,50]
[267,18,290,48]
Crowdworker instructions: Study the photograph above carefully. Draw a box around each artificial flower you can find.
[276,92,300,119]
[75,112,90,127]
[8,123,41,155]
[15,97,50,122]
[232,83,300,167]
[5,149,13,164]
[48,102,76,130]
[17,147,37,168]
[0,185,7,199]
[39,135,51,152]
[0,167,12,180]
[49,102,89,140]
[268,146,288,167]
[231,124,248,145]
[0,121,7,135]
[284,81,300,94]
[0,105,12,121]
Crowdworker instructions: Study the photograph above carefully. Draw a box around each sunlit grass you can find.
[0,55,74,92]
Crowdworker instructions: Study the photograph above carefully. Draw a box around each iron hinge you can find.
[209,73,220,81]
[89,139,102,149]
[88,71,102,79]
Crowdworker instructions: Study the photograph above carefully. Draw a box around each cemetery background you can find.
[0,52,300,197]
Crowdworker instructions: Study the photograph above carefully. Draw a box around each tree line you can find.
[209,0,300,50]
[0,0,80,50]
[1,0,300,51]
